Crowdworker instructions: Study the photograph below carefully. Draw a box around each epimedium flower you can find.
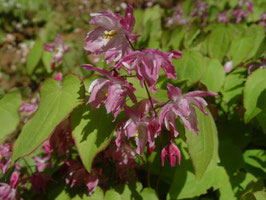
[83,64,137,119]
[26,173,53,193]
[62,161,101,195]
[224,61,233,73]
[105,142,137,181]
[116,104,160,155]
[114,49,182,93]
[0,143,12,174]
[161,141,181,167]
[159,83,217,135]
[0,171,20,200]
[44,34,71,70]
[19,97,39,123]
[84,4,139,63]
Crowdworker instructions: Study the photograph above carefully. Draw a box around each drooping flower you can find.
[0,171,20,200]
[116,103,160,155]
[54,72,63,82]
[0,143,12,174]
[161,141,181,167]
[84,4,139,63]
[49,120,73,157]
[159,83,216,135]
[114,49,182,93]
[83,64,137,119]
[224,61,233,73]
[19,96,39,123]
[217,11,230,23]
[62,161,101,195]
[167,4,188,26]
[190,0,209,20]
[26,173,53,193]
[105,142,137,182]
[44,34,71,70]
[232,8,248,23]
[33,155,51,172]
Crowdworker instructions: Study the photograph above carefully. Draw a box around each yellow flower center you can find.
[105,93,108,97]
[134,128,139,138]
[104,30,117,40]
[0,154,2,160]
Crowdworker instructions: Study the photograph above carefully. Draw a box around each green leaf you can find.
[230,25,264,66]
[221,67,246,111]
[207,24,232,61]
[70,104,116,173]
[201,58,226,92]
[0,93,21,141]
[140,188,159,200]
[167,151,228,199]
[243,150,266,178]
[12,75,83,163]
[241,179,265,200]
[173,50,204,85]
[244,69,266,122]
[42,51,53,73]
[114,182,143,200]
[104,189,121,200]
[184,25,201,49]
[219,172,257,200]
[26,40,43,75]
[185,108,219,180]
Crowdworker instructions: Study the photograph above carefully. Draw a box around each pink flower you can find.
[167,4,188,26]
[54,72,63,82]
[33,155,51,172]
[19,97,39,123]
[159,83,216,135]
[190,0,209,20]
[161,141,181,167]
[41,140,51,155]
[44,34,71,70]
[49,120,73,157]
[26,173,53,193]
[0,143,12,174]
[116,104,160,155]
[84,5,139,63]
[224,61,233,73]
[0,171,20,200]
[85,169,101,195]
[105,142,137,181]
[83,64,137,119]
[62,161,101,195]
[232,8,248,23]
[217,11,230,23]
[114,49,182,93]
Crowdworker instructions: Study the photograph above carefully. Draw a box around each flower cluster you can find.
[83,4,216,169]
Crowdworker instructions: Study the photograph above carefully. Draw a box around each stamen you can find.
[104,30,117,40]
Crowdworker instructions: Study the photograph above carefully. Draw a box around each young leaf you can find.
[70,104,117,173]
[201,58,226,92]
[12,75,83,163]
[185,108,219,180]
[207,24,232,61]
[173,50,204,85]
[230,25,264,67]
[27,40,44,75]
[221,67,246,111]
[244,69,266,123]
[0,92,21,141]
[167,151,227,199]
[141,188,159,200]
[42,51,53,73]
